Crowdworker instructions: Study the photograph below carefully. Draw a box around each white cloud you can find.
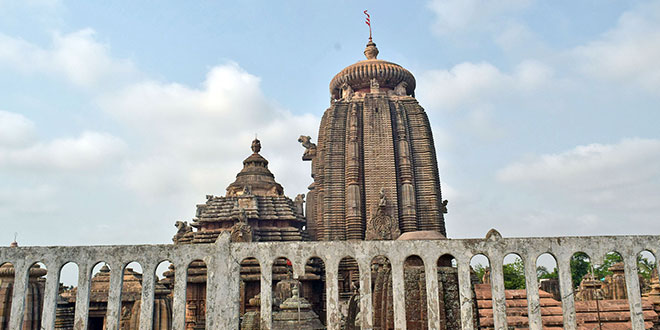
[498,138,660,213]
[98,62,318,199]
[418,60,553,110]
[572,1,660,91]
[427,0,531,36]
[0,110,126,172]
[0,29,137,88]
[0,110,36,147]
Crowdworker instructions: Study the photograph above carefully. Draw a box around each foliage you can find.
[473,264,487,284]
[570,252,591,288]
[637,255,656,280]
[503,259,526,289]
[472,252,656,290]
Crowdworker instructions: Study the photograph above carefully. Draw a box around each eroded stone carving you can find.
[341,82,354,100]
[370,77,380,93]
[294,194,305,216]
[298,135,317,160]
[230,208,253,242]
[366,189,401,240]
[394,81,408,96]
[172,220,192,243]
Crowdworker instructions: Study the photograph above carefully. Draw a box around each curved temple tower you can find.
[303,39,447,241]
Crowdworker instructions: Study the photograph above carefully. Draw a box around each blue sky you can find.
[1,0,659,246]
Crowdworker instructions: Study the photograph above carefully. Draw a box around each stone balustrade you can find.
[1,232,658,330]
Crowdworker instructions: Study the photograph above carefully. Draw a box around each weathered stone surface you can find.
[304,40,447,243]
[1,232,660,329]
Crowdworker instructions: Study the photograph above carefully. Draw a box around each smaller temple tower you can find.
[171,139,321,328]
[173,138,306,245]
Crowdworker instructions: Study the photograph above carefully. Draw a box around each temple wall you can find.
[1,232,658,330]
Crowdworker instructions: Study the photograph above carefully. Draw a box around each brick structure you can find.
[475,284,659,329]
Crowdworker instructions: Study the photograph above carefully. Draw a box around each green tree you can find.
[473,264,488,283]
[571,252,591,288]
[637,255,656,281]
[503,259,526,289]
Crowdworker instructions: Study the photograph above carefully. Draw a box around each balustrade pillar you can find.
[138,261,156,330]
[41,260,62,330]
[171,261,188,330]
[260,258,273,330]
[557,255,577,330]
[325,256,341,330]
[457,258,475,330]
[390,257,406,330]
[105,261,124,330]
[623,253,645,330]
[423,256,440,330]
[523,254,542,330]
[8,261,29,330]
[73,262,92,330]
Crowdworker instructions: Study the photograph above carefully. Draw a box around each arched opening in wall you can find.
[371,255,393,329]
[55,262,79,329]
[0,262,15,330]
[534,253,562,329]
[304,257,325,325]
[502,254,525,290]
[437,254,461,330]
[536,253,560,301]
[594,251,627,300]
[23,262,47,330]
[88,262,111,330]
[239,257,260,330]
[470,254,491,330]
[637,250,657,300]
[569,252,592,300]
[403,255,427,330]
[186,259,207,330]
[153,260,174,330]
[271,257,293,308]
[118,261,142,330]
[270,257,321,329]
[339,256,360,329]
[501,254,525,329]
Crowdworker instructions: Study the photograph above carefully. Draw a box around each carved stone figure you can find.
[242,185,252,196]
[341,82,354,99]
[370,77,380,93]
[366,189,400,240]
[230,208,252,242]
[394,81,408,96]
[378,188,387,207]
[441,199,449,214]
[294,194,305,216]
[172,220,192,243]
[298,135,317,160]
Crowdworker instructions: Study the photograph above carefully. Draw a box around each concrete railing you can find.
[1,232,658,330]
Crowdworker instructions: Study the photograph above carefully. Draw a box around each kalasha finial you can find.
[251,138,261,153]
[10,232,17,247]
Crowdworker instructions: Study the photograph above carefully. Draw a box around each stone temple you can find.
[2,36,659,330]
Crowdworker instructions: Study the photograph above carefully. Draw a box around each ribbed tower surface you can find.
[303,40,447,241]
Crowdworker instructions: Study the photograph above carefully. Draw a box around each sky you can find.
[1,0,659,247]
